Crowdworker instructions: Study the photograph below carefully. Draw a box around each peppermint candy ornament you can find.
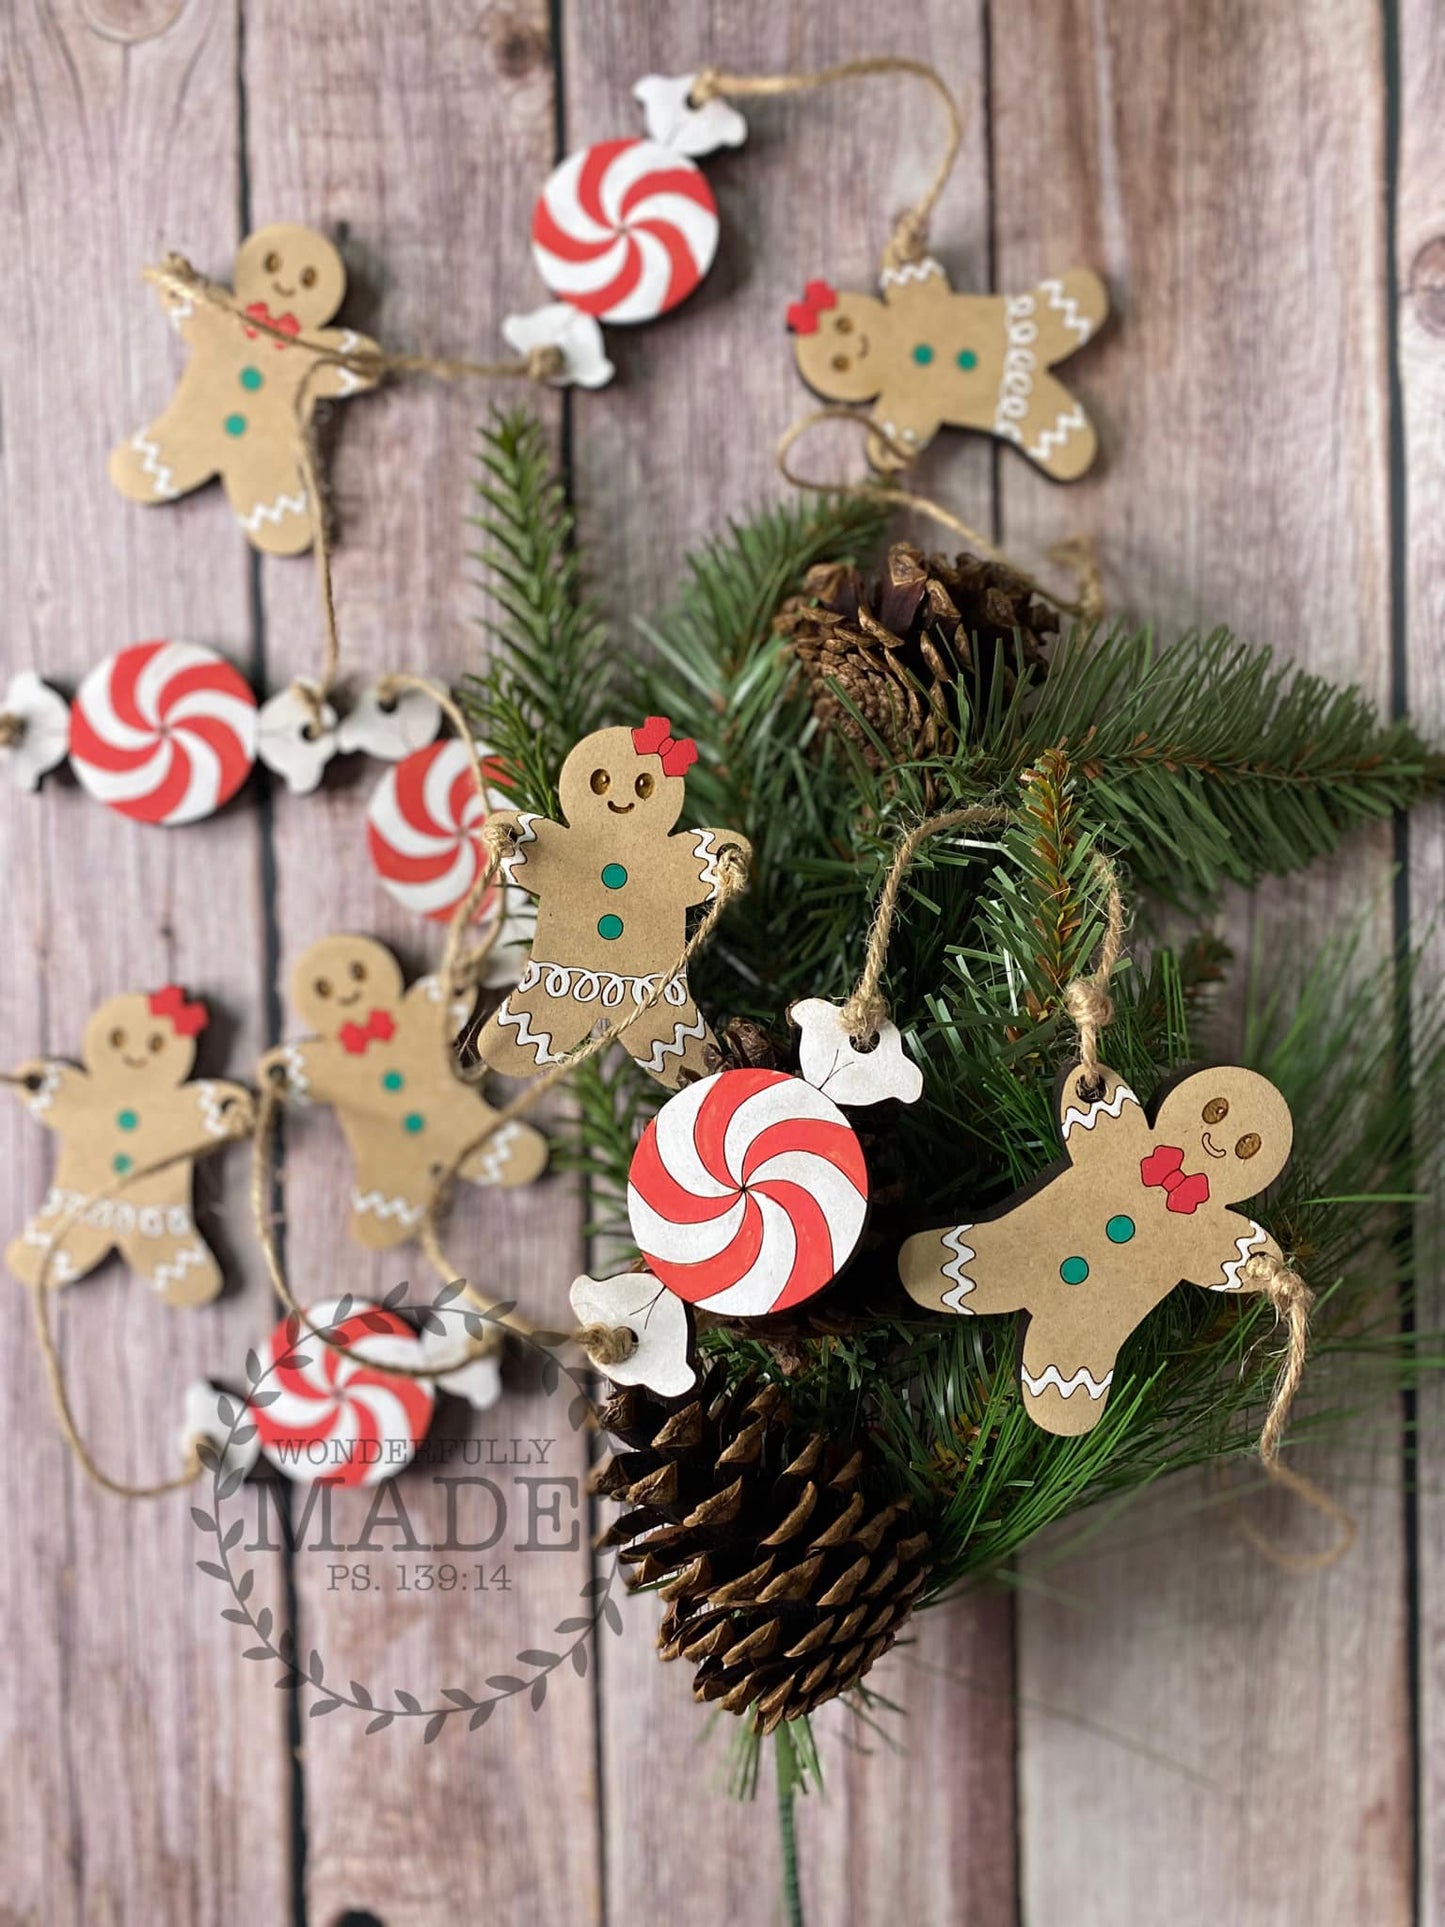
[69,640,257,825]
[250,1298,435,1487]
[506,73,747,373]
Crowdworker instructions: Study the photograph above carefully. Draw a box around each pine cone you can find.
[592,1370,932,1735]
[777,540,1059,765]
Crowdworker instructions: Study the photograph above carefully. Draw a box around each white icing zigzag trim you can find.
[498,812,540,887]
[241,488,309,535]
[353,1189,425,1227]
[1038,276,1095,342]
[637,1010,707,1076]
[332,329,364,396]
[278,1043,311,1103]
[195,1081,230,1138]
[1211,1219,1269,1292]
[131,426,182,499]
[150,1241,208,1297]
[1028,404,1088,464]
[1022,1361,1114,1401]
[692,828,721,898]
[1060,1082,1140,1139]
[940,1224,978,1313]
[492,994,568,1066]
[468,1120,523,1185]
[879,255,945,289]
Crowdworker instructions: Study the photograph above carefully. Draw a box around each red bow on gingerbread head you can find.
[632,716,698,778]
[148,985,209,1038]
[786,280,838,334]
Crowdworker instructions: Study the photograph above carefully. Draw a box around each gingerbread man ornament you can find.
[789,259,1108,479]
[898,1063,1293,1436]
[6,987,251,1304]
[264,936,547,1250]
[109,224,380,555]
[478,719,751,1090]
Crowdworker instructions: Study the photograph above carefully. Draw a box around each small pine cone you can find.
[716,1015,790,1072]
[777,540,1059,766]
[592,1370,932,1735]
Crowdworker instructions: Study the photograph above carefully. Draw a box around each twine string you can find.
[1061,854,1126,1095]
[839,804,1010,1042]
[776,410,1105,620]
[0,713,25,750]
[690,57,962,272]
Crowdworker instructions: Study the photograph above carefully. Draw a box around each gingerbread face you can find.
[291,935,405,1036]
[790,290,887,403]
[1153,1068,1292,1201]
[81,991,199,1087]
[557,725,687,838]
[233,223,346,329]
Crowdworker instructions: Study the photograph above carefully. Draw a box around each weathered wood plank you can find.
[993,2,1411,1920]
[558,10,1016,1924]
[239,3,598,1920]
[0,2,292,1921]
[1398,0,1445,1919]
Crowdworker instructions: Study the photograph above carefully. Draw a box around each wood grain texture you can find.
[559,10,1017,1924]
[0,3,292,1923]
[1398,1,1445,1921]
[993,3,1411,1921]
[239,3,597,1922]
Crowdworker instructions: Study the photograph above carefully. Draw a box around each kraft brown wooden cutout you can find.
[789,261,1107,479]
[6,987,252,1303]
[478,719,752,1090]
[898,1063,1294,1436]
[263,934,548,1250]
[109,223,380,555]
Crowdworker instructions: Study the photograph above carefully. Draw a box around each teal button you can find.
[1106,1214,1136,1244]
[223,413,247,437]
[240,366,263,391]
[116,1109,138,1131]
[1059,1255,1090,1286]
[382,1070,404,1093]
[911,343,935,366]
[601,862,628,890]
[597,914,624,941]
[403,1112,425,1134]
[957,348,978,370]
[112,1152,133,1176]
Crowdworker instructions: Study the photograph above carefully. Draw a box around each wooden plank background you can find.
[0,2,1438,1922]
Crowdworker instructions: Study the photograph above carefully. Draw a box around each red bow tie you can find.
[339,1009,396,1055]
[1140,1145,1210,1214]
[243,301,301,345]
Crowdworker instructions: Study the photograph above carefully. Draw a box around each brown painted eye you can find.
[314,977,332,1000]
[831,353,850,372]
[635,772,656,800]
[1234,1132,1261,1160]
[1202,1097,1229,1124]
[300,265,318,289]
[264,251,281,273]
[590,769,610,794]
[349,960,366,982]
[148,1032,166,1054]
[109,1026,127,1049]
[835,316,854,335]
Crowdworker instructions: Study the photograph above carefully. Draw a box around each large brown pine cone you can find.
[777,540,1059,765]
[592,1370,932,1735]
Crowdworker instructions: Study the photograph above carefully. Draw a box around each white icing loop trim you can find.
[939,1225,978,1313]
[1021,1362,1114,1401]
[31,1189,192,1238]
[1060,1081,1140,1139]
[1212,1219,1269,1292]
[195,1081,231,1138]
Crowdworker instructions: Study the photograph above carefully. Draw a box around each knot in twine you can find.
[0,712,25,750]
[1062,856,1125,1092]
[573,1322,638,1368]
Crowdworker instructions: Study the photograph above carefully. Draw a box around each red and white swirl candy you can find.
[628,1068,869,1316]
[250,1298,434,1488]
[366,738,510,926]
[531,137,720,324]
[69,640,257,825]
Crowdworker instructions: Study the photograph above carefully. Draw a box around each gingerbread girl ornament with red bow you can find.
[6,985,253,1304]
[109,223,380,555]
[898,1063,1294,1436]
[479,720,751,1090]
[262,935,547,1251]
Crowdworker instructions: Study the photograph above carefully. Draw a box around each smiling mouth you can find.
[272,280,297,297]
[607,800,635,814]
[122,1054,149,1070]
[336,990,362,1006]
[1202,1132,1226,1159]
[854,333,870,359]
